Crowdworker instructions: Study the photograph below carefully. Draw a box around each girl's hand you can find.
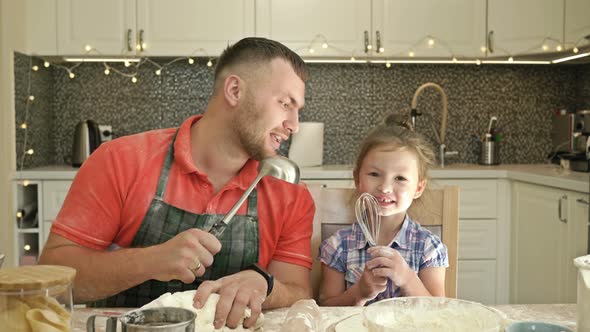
[357,264,387,300]
[366,246,412,288]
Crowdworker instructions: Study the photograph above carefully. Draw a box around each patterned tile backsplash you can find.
[14,52,590,169]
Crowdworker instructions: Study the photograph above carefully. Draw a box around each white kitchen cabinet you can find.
[42,181,73,221]
[487,0,564,57]
[57,0,254,56]
[373,0,486,58]
[24,0,58,55]
[510,182,589,304]
[457,260,497,305]
[256,0,485,59]
[564,0,590,50]
[255,0,370,57]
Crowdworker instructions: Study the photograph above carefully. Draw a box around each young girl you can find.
[317,114,448,306]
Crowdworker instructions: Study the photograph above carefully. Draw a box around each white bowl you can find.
[362,297,505,332]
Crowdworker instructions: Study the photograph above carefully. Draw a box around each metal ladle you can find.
[208,155,300,238]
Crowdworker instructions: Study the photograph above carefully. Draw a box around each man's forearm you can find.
[262,279,312,309]
[39,244,153,303]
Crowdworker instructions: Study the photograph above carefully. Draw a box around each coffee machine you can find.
[553,109,590,172]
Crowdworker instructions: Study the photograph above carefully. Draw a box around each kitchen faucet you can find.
[410,82,458,167]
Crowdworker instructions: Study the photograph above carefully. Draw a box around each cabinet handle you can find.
[364,30,371,53]
[126,29,133,52]
[487,30,494,54]
[576,198,589,205]
[558,195,567,223]
[376,30,382,53]
[139,29,145,52]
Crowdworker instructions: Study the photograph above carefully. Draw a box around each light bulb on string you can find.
[104,68,110,75]
[20,123,27,129]
[379,47,385,53]
[542,44,549,51]
[44,61,50,68]
[124,61,131,67]
[427,38,435,47]
[350,56,355,61]
[32,65,39,71]
[141,42,147,50]
[476,59,482,65]
[155,69,162,75]
[408,51,415,57]
[24,245,31,251]
[508,56,514,62]
[452,57,458,63]
[556,45,563,51]
[321,43,328,49]
[573,47,579,53]
[131,76,138,83]
[22,180,30,187]
[480,46,487,53]
[188,58,195,64]
[68,72,75,79]
[367,45,373,50]
[385,62,391,68]
[136,44,141,51]
[207,60,213,67]
[309,48,315,54]
[84,45,92,52]
[26,149,34,155]
[16,211,23,219]
[28,95,35,101]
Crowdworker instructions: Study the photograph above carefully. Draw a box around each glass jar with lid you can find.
[0,265,76,332]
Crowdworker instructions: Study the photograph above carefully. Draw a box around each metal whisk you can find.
[354,192,382,246]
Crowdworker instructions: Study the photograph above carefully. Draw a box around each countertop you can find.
[13,163,590,193]
[73,303,578,331]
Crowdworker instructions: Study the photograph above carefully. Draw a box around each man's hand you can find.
[366,246,412,288]
[193,270,267,329]
[149,229,221,284]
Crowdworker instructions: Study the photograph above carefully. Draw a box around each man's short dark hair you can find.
[214,37,308,83]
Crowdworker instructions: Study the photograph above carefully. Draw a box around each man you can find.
[38,37,314,329]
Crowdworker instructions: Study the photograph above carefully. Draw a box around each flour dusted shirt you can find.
[318,215,448,304]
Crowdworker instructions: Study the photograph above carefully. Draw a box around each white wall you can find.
[0,0,26,267]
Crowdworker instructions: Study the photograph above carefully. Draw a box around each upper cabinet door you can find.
[57,0,136,55]
[256,0,371,57]
[372,0,486,58]
[564,0,590,50]
[488,0,564,57]
[136,0,255,56]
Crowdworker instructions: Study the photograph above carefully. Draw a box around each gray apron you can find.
[93,131,260,307]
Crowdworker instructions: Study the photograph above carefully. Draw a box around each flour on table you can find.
[334,314,365,332]
[141,290,263,331]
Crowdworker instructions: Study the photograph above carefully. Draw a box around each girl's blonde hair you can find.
[352,113,436,185]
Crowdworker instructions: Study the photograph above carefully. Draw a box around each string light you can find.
[43,61,50,68]
[427,38,435,47]
[309,48,315,54]
[542,44,549,51]
[26,148,34,155]
[573,47,579,53]
[556,45,562,51]
[508,56,514,62]
[28,95,35,101]
[84,44,92,52]
[32,65,39,71]
[104,68,110,75]
[379,47,385,53]
[20,123,27,129]
[188,58,195,64]
[22,180,30,187]
[408,51,415,57]
[385,62,391,68]
[68,71,75,79]
[480,46,487,53]
[124,61,131,67]
[207,60,213,67]
[16,211,23,219]
[131,76,138,83]
[322,43,328,49]
[24,245,31,251]
[155,69,162,75]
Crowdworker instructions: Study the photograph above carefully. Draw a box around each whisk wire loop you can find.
[354,193,382,246]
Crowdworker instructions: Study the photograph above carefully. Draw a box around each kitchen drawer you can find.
[458,219,497,259]
[433,179,497,219]
[457,260,497,305]
[42,181,72,221]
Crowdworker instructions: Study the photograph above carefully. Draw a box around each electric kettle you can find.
[72,119,102,167]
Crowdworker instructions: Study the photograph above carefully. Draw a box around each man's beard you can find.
[233,92,276,161]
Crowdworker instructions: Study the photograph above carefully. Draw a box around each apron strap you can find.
[247,189,258,217]
[154,131,179,200]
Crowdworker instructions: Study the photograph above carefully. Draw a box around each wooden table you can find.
[73,303,578,331]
